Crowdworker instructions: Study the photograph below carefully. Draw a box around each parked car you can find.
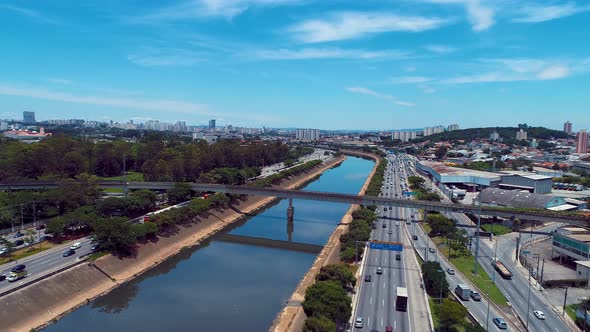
[385,326,393,332]
[493,317,507,329]
[395,254,401,260]
[13,232,24,238]
[382,224,387,228]
[15,240,24,246]
[70,242,82,250]
[11,264,26,273]
[534,310,545,320]
[40,235,51,241]
[36,224,46,230]
[429,248,435,253]
[446,268,455,275]
[388,229,393,234]
[0,247,8,255]
[470,291,482,301]
[63,249,76,257]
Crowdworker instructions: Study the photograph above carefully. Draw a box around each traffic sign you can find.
[369,241,403,252]
[403,191,416,196]
[521,250,530,255]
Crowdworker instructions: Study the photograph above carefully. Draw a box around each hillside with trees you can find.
[411,125,569,143]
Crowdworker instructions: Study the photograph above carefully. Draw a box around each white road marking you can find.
[370,297,373,304]
[383,299,385,307]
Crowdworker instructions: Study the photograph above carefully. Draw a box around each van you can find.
[70,242,81,250]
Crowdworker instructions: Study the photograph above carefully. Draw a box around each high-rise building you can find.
[447,124,459,131]
[392,131,418,142]
[490,131,500,141]
[296,129,320,141]
[564,121,573,135]
[23,111,35,124]
[209,119,216,129]
[516,129,528,140]
[576,129,588,154]
[530,138,538,149]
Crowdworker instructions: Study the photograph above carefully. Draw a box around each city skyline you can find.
[1,1,590,130]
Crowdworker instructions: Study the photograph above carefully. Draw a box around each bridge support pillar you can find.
[287,197,294,222]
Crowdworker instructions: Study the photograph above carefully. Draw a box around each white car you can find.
[534,310,545,320]
[354,317,363,328]
[0,247,7,255]
[70,242,82,250]
[395,221,399,226]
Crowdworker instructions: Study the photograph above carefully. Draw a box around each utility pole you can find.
[486,240,499,331]
[540,258,545,285]
[562,287,569,317]
[32,201,36,227]
[474,193,482,274]
[20,204,24,230]
[526,266,532,328]
[123,155,128,197]
[536,255,541,282]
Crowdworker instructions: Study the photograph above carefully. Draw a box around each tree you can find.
[437,298,468,331]
[315,264,356,288]
[435,146,448,160]
[24,229,36,245]
[0,236,16,260]
[46,218,66,237]
[302,281,352,325]
[92,217,136,255]
[422,261,449,299]
[303,315,336,332]
[427,214,455,237]
[166,183,193,205]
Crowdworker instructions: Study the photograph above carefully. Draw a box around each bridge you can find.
[215,234,324,254]
[1,181,588,226]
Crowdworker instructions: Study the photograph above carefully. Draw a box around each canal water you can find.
[43,156,374,332]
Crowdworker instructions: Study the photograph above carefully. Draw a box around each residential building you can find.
[2,127,51,141]
[576,129,588,154]
[23,111,35,124]
[447,124,459,131]
[490,131,500,141]
[209,119,216,129]
[530,138,538,149]
[564,121,573,135]
[392,131,418,142]
[516,129,528,140]
[0,120,8,131]
[296,128,320,141]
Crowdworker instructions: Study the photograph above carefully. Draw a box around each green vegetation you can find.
[566,303,579,322]
[339,208,376,262]
[0,240,56,264]
[481,224,512,236]
[554,175,590,187]
[365,158,388,196]
[302,264,357,330]
[88,251,108,261]
[437,298,468,331]
[411,126,569,144]
[407,176,441,201]
[456,161,506,172]
[250,159,322,187]
[100,171,145,182]
[422,261,450,299]
[450,256,507,306]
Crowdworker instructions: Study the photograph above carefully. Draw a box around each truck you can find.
[455,284,471,301]
[492,258,513,279]
[395,287,408,311]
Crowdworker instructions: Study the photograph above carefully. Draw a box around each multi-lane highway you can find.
[353,153,410,331]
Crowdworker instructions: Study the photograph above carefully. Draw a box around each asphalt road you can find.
[0,237,93,293]
[354,154,409,332]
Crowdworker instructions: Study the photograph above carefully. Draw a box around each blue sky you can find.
[1,0,589,130]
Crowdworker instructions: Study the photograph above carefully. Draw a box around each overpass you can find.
[1,181,588,225]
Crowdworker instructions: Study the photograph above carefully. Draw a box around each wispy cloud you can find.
[289,12,448,43]
[130,0,302,22]
[254,48,409,60]
[419,0,494,31]
[346,87,414,107]
[537,65,570,80]
[0,84,211,115]
[512,3,590,23]
[47,78,73,85]
[0,4,59,24]
[424,44,456,54]
[390,76,434,83]
[127,48,207,66]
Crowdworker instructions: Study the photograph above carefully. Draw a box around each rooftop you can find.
[498,171,553,181]
[419,161,500,179]
[478,187,563,209]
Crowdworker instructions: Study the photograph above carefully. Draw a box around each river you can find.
[43,156,374,332]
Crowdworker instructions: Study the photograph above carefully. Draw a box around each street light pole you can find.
[474,193,482,274]
[526,266,532,328]
[438,269,444,304]
[486,241,498,331]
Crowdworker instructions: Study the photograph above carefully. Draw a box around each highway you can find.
[353,153,409,331]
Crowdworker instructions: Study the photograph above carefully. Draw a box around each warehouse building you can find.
[474,188,570,210]
[416,161,501,191]
[498,171,553,194]
[552,226,590,264]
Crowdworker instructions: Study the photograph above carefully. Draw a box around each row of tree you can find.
[407,176,441,202]
[365,158,388,197]
[302,264,355,332]
[425,213,469,258]
[249,160,322,187]
[339,208,376,262]
[0,134,313,182]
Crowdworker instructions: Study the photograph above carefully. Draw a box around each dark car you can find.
[412,235,418,240]
[372,223,378,229]
[382,224,387,228]
[36,224,46,230]
[13,232,24,238]
[388,206,392,210]
[11,264,26,273]
[395,254,401,260]
[0,275,6,282]
[40,235,51,241]
[63,249,75,257]
[15,240,24,246]
[91,244,100,251]
[365,275,372,282]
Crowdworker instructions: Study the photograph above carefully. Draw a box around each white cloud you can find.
[537,65,570,80]
[513,3,590,23]
[391,76,433,83]
[345,87,414,107]
[424,44,456,54]
[419,0,494,31]
[0,4,58,24]
[405,66,417,72]
[289,12,448,43]
[131,0,301,22]
[47,78,73,85]
[254,48,409,60]
[0,84,211,115]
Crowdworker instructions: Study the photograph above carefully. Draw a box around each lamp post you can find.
[438,269,444,304]
[526,264,532,329]
[486,240,498,331]
[474,193,482,274]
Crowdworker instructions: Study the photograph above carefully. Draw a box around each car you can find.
[383,207,387,212]
[372,223,378,229]
[412,235,418,240]
[470,291,481,301]
[0,274,5,281]
[534,310,545,320]
[0,247,8,255]
[70,242,82,250]
[429,248,435,253]
[63,249,76,257]
[493,317,507,329]
[388,206,392,210]
[446,268,455,275]
[13,232,24,238]
[395,221,399,226]
[40,235,51,241]
[376,267,383,275]
[365,275,372,282]
[388,229,393,234]
[395,254,401,260]
[14,240,24,246]
[370,330,379,332]
[386,326,393,332]
[354,317,363,328]
[11,264,26,273]
[382,224,387,228]
[35,224,46,230]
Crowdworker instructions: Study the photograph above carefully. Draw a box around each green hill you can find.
[412,126,569,143]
